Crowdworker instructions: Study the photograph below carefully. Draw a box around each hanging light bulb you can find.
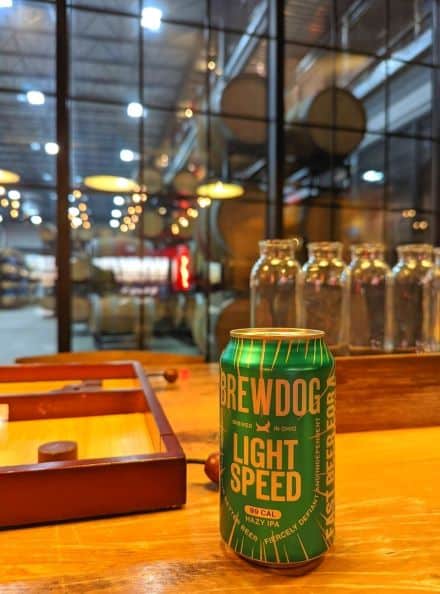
[197,196,212,208]
[187,207,198,218]
[196,180,244,200]
[127,102,144,118]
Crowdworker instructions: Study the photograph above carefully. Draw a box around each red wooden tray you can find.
[0,362,186,528]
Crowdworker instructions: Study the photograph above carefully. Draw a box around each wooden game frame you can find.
[0,362,186,528]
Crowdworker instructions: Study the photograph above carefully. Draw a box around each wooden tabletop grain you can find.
[0,363,439,594]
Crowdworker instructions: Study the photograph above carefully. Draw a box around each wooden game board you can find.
[0,362,186,528]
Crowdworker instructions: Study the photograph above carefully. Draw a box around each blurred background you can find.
[0,0,438,361]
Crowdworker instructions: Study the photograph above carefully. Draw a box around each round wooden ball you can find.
[38,440,78,463]
[204,451,219,484]
[163,368,178,383]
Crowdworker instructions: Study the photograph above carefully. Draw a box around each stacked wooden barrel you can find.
[0,249,31,308]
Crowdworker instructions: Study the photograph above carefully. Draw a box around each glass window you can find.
[387,60,433,138]
[285,0,333,46]
[71,9,139,103]
[0,1,57,363]
[71,100,140,184]
[336,0,386,56]
[143,21,207,111]
[0,0,55,94]
[1,1,439,361]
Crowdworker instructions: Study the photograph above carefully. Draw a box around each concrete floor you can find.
[0,306,198,364]
[0,306,58,364]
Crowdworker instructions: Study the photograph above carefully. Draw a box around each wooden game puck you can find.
[38,441,78,463]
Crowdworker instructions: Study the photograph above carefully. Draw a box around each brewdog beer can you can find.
[220,328,335,569]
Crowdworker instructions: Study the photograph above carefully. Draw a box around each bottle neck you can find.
[350,243,385,263]
[259,239,297,259]
[397,244,433,264]
[307,242,342,261]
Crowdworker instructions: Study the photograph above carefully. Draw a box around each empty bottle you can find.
[346,243,393,354]
[392,243,433,352]
[250,238,302,327]
[299,241,348,355]
[427,247,440,351]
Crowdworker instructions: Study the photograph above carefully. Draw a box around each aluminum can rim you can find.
[230,327,325,340]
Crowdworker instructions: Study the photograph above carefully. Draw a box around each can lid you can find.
[230,328,325,340]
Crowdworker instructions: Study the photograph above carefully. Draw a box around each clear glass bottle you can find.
[299,242,348,355]
[392,243,433,352]
[428,247,440,352]
[346,243,393,354]
[250,238,302,327]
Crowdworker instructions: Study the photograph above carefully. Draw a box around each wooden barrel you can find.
[71,257,91,283]
[140,168,162,193]
[0,263,21,277]
[0,283,28,308]
[141,297,155,340]
[191,293,250,359]
[191,293,208,353]
[214,296,250,357]
[173,170,198,196]
[89,295,154,341]
[88,237,155,257]
[220,74,266,144]
[196,199,264,262]
[75,227,93,242]
[89,295,138,336]
[0,249,29,308]
[173,293,198,329]
[39,295,55,312]
[154,294,181,330]
[286,87,366,165]
[72,295,90,323]
[39,224,57,244]
[88,237,139,257]
[143,211,165,238]
[196,199,264,290]
[184,294,197,330]
[196,75,266,171]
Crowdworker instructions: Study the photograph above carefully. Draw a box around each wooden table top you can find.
[0,363,439,594]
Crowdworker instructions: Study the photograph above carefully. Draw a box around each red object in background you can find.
[171,244,192,292]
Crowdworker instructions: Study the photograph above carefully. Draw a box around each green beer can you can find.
[220,328,335,570]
